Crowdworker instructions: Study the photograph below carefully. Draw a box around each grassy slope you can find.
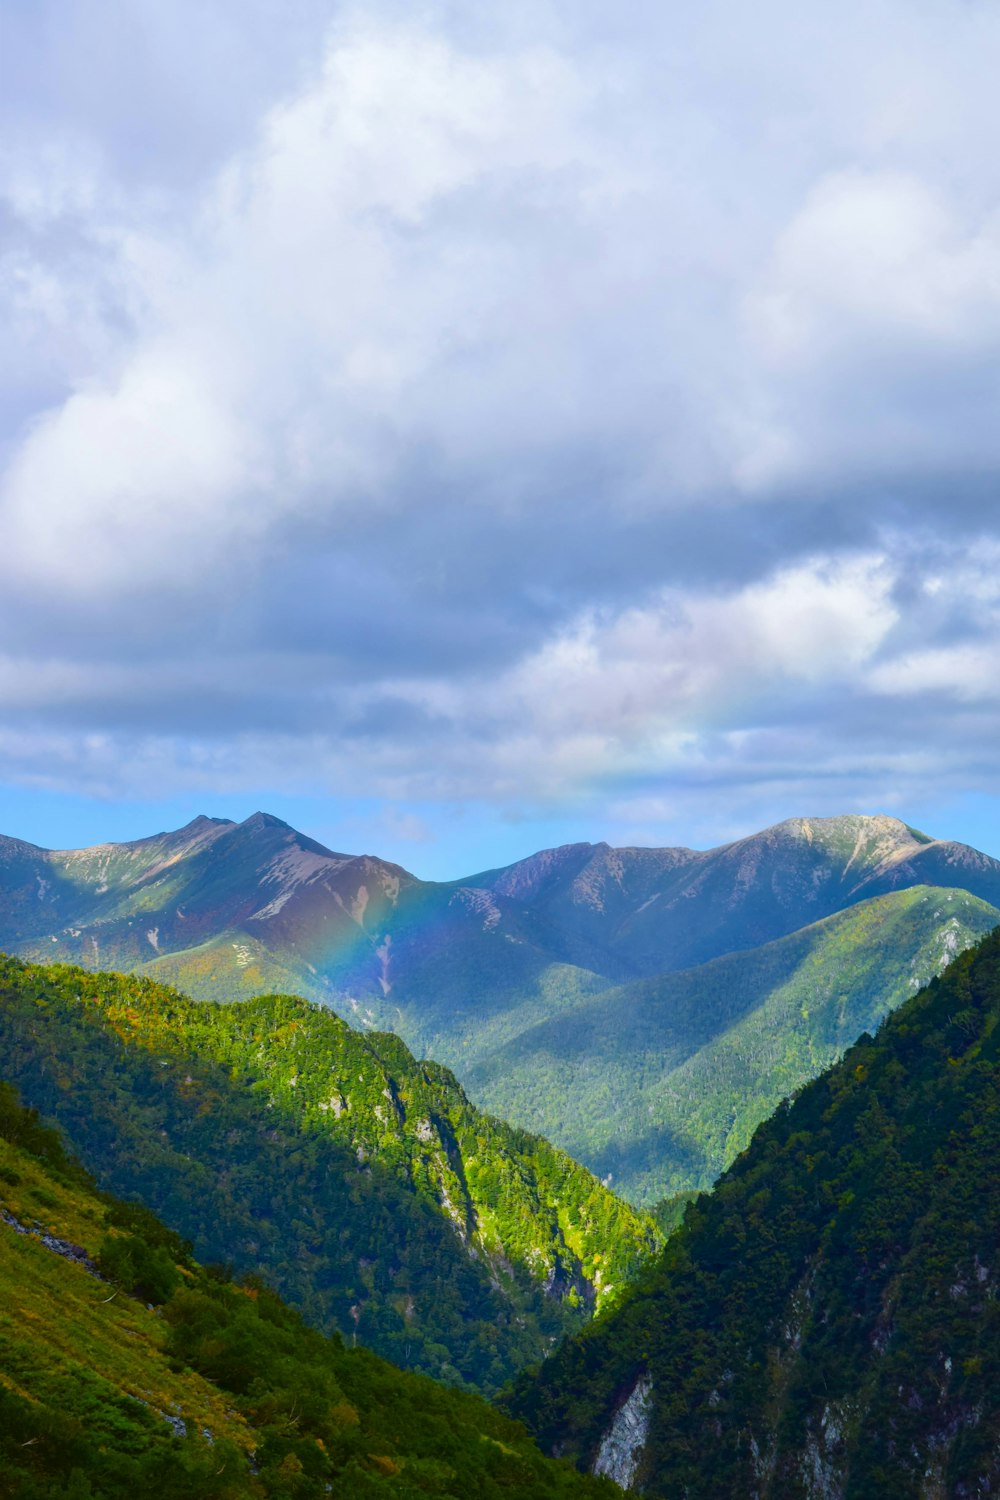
[0,1084,618,1500]
[464,886,999,1203]
[0,1131,253,1462]
[509,924,1000,1499]
[0,955,658,1395]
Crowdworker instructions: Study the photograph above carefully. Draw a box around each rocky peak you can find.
[489,843,606,902]
[239,811,294,834]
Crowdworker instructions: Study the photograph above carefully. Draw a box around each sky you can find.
[3,0,1000,878]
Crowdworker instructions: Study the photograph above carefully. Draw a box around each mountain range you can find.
[3,811,1000,1204]
[7,810,1000,988]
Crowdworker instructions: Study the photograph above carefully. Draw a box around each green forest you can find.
[509,925,1000,1497]
[0,954,657,1394]
[465,886,998,1202]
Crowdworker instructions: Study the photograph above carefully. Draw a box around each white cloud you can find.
[1,24,603,592]
[735,168,1000,489]
[6,6,1000,595]
[501,556,896,747]
[868,644,1000,702]
[3,342,261,587]
[2,2,1000,841]
[755,172,997,355]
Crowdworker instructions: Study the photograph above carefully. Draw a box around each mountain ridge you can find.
[464,883,1000,1202]
[5,809,1000,1206]
[6,809,1000,979]
[466,813,1000,976]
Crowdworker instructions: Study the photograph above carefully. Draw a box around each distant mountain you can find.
[3,808,996,986]
[4,810,1000,1204]
[0,812,418,999]
[466,813,1000,974]
[464,885,1000,1202]
[0,954,657,1394]
[507,928,1000,1497]
[7,809,1000,1005]
[0,1079,616,1499]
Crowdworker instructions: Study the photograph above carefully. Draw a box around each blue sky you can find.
[3,0,1000,876]
[4,785,1000,884]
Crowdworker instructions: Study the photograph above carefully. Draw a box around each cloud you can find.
[739,170,1000,489]
[2,1,1000,846]
[755,172,1000,356]
[868,644,999,701]
[498,555,897,750]
[1,23,605,595]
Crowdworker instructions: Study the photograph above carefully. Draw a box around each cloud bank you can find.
[3,0,1000,849]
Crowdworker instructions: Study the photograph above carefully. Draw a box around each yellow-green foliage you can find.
[0,1136,252,1449]
[0,1083,623,1500]
[0,954,658,1394]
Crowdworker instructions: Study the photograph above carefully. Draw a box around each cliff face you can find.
[592,1376,653,1490]
[507,928,1000,1498]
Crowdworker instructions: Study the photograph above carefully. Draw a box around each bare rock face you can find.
[593,1374,653,1491]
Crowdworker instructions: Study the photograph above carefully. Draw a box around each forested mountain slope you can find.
[508,926,1000,1498]
[0,956,657,1395]
[0,1081,617,1500]
[465,885,999,1203]
[6,812,1000,1211]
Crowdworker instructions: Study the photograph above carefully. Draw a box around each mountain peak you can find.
[239,811,294,833]
[761,811,919,836]
[740,813,938,862]
[488,842,602,902]
[177,814,234,834]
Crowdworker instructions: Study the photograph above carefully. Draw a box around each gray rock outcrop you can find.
[593,1374,653,1491]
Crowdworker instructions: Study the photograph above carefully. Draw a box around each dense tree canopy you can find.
[509,926,1000,1498]
[0,955,656,1393]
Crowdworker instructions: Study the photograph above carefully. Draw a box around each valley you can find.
[4,809,1000,1496]
[0,1078,616,1498]
[0,953,657,1394]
